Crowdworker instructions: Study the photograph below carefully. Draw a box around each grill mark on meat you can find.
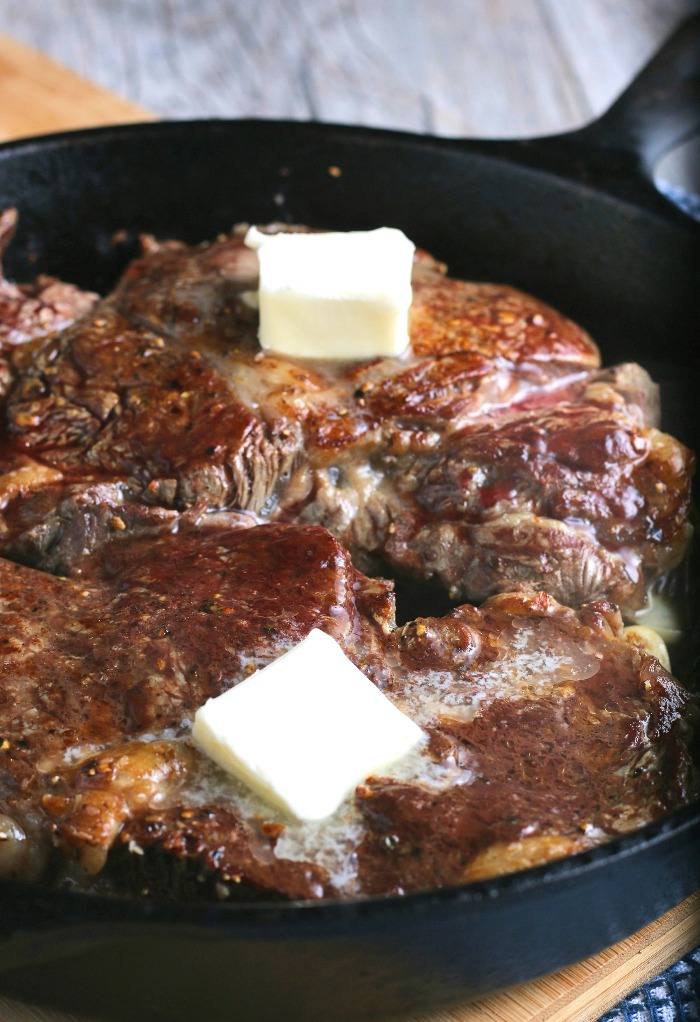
[0,224,693,614]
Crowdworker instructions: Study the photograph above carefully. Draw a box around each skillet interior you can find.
[0,119,698,1021]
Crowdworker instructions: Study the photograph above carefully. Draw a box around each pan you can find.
[0,15,699,1022]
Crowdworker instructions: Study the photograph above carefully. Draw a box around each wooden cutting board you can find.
[0,30,698,1022]
[0,33,151,140]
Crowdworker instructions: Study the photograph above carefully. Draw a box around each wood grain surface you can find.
[0,8,699,1022]
[0,34,150,141]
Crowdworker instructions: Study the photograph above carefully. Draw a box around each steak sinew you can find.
[0,224,693,612]
[0,515,696,898]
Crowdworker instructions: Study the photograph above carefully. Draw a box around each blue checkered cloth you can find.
[599,945,700,1022]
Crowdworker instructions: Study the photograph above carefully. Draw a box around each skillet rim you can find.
[0,117,697,948]
[0,114,698,233]
[0,117,694,1021]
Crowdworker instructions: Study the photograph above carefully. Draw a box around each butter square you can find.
[192,629,423,820]
[245,227,415,359]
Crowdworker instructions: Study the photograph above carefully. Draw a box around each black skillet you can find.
[0,16,699,1022]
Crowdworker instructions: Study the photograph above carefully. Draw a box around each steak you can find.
[0,209,98,399]
[0,515,696,898]
[0,218,696,901]
[0,223,693,612]
[0,517,393,891]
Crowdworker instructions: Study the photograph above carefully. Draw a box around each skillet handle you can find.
[573,13,700,178]
[447,14,698,218]
[474,14,700,221]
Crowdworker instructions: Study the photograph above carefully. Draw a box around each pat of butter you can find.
[628,591,682,645]
[192,628,423,821]
[244,226,415,359]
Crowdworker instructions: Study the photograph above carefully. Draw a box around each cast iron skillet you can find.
[0,16,699,1022]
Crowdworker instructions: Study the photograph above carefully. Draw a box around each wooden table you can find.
[0,3,699,1021]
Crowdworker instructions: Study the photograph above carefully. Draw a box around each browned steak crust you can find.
[0,220,696,901]
[0,518,393,890]
[0,522,696,897]
[0,209,98,399]
[0,226,694,613]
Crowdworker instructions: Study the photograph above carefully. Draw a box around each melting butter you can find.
[192,629,423,821]
[244,226,415,359]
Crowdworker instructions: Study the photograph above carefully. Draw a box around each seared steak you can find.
[0,517,393,890]
[0,219,696,901]
[0,516,696,897]
[0,225,693,613]
[0,209,98,399]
